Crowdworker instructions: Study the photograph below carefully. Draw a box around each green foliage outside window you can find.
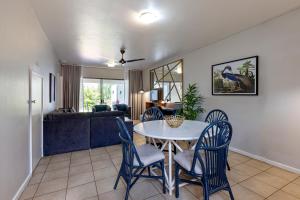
[83,87,100,111]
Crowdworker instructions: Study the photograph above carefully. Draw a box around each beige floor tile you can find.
[66,182,97,200]
[35,177,68,196]
[185,184,203,198]
[130,180,160,200]
[18,146,300,200]
[94,167,117,180]
[98,188,131,200]
[227,170,250,184]
[228,157,246,167]
[42,168,69,182]
[91,153,110,162]
[232,163,262,176]
[68,172,94,188]
[70,156,91,167]
[240,177,278,197]
[210,191,231,200]
[282,183,300,198]
[252,172,290,189]
[90,147,107,155]
[34,165,47,174]
[38,157,51,166]
[20,184,39,200]
[293,177,300,186]
[108,150,123,159]
[267,190,300,200]
[112,157,123,166]
[85,196,99,200]
[228,153,250,163]
[227,178,237,187]
[96,176,124,194]
[106,145,122,153]
[50,153,71,163]
[33,189,66,200]
[266,167,298,181]
[244,159,272,171]
[148,179,166,194]
[162,187,198,200]
[28,173,44,185]
[71,150,90,160]
[231,185,264,200]
[70,163,93,176]
[145,194,165,200]
[46,160,70,172]
[92,160,114,170]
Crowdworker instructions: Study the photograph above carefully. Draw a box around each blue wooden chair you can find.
[114,117,166,200]
[174,121,234,200]
[205,109,229,122]
[205,109,231,170]
[141,107,176,154]
[142,107,164,122]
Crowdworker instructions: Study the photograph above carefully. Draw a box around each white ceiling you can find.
[31,0,300,69]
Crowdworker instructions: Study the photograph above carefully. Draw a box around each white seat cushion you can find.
[134,144,165,166]
[174,150,202,174]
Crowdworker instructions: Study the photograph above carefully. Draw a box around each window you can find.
[79,78,125,112]
[150,59,183,102]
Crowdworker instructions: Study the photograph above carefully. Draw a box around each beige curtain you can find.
[129,70,143,120]
[61,64,82,112]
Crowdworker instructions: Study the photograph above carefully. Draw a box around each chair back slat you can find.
[142,107,164,122]
[192,121,232,191]
[115,117,143,179]
[205,109,228,123]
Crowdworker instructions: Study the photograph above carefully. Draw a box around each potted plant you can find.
[181,83,205,120]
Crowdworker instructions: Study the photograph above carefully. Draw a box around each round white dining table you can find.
[134,120,209,195]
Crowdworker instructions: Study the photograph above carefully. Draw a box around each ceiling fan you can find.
[119,48,145,65]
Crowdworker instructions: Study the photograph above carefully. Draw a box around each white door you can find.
[30,72,43,171]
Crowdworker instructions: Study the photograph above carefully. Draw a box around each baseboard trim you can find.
[12,172,32,200]
[229,147,300,174]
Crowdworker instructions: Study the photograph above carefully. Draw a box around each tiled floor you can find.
[19,133,300,200]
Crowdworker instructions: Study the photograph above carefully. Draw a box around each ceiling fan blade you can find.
[126,58,145,63]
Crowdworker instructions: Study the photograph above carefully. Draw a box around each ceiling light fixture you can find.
[139,11,158,24]
[107,61,117,67]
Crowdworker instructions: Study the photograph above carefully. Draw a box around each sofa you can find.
[113,104,131,119]
[92,104,111,112]
[43,111,133,156]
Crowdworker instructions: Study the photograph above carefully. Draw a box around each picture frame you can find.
[212,56,258,96]
[49,73,56,102]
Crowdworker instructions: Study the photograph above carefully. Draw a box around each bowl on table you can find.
[164,115,185,128]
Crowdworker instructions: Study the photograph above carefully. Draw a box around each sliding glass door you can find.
[102,79,125,107]
[79,78,125,112]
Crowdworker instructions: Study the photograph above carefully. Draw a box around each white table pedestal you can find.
[134,120,209,195]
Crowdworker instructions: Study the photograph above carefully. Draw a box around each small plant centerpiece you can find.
[182,83,205,120]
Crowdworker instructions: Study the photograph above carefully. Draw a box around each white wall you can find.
[143,7,300,172]
[0,0,59,199]
[183,8,300,170]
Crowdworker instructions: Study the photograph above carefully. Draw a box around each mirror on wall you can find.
[150,59,183,102]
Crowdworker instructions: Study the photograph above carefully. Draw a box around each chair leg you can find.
[114,170,121,189]
[203,179,209,200]
[228,187,234,200]
[148,167,151,176]
[124,185,130,200]
[227,161,231,171]
[175,163,180,198]
[161,161,166,194]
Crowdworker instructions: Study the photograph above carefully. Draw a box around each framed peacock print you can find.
[212,56,258,95]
